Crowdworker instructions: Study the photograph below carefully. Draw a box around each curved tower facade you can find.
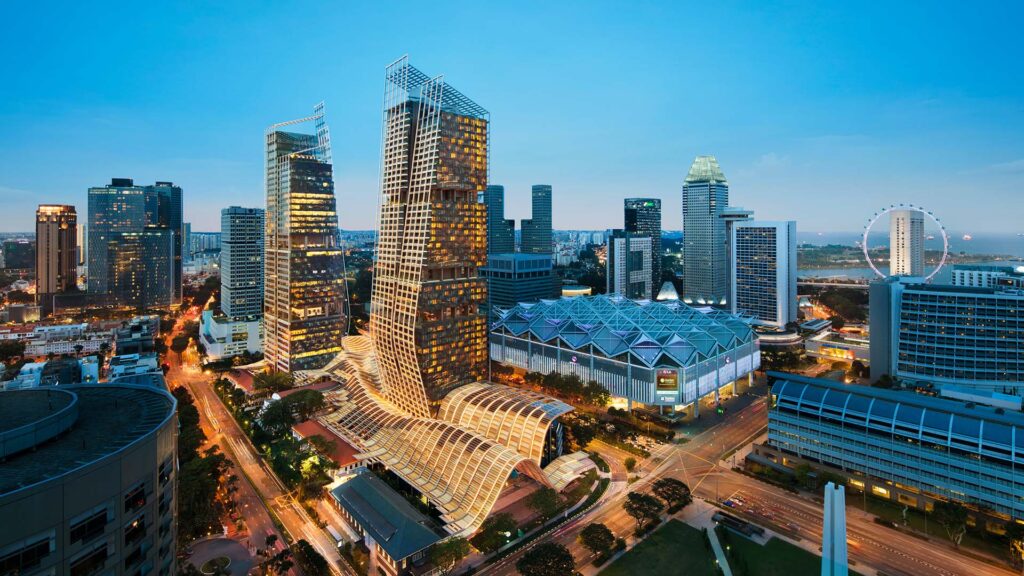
[370,58,489,417]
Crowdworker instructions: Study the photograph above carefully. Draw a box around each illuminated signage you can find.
[656,369,678,391]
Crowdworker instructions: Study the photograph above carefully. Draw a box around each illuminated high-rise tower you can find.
[371,57,489,417]
[889,209,924,276]
[682,155,729,305]
[624,198,662,299]
[35,205,78,314]
[264,103,348,373]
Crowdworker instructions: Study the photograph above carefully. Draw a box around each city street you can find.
[482,394,1017,576]
[165,310,349,575]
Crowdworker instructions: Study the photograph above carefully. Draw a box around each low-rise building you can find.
[490,295,760,413]
[199,310,262,362]
[327,467,446,576]
[805,330,869,363]
[291,419,359,475]
[751,373,1024,530]
[114,316,160,356]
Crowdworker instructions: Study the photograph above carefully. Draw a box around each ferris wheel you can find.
[862,203,949,282]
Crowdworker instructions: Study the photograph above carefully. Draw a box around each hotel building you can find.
[682,156,730,306]
[35,205,78,315]
[730,220,797,328]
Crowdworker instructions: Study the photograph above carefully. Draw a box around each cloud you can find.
[0,186,34,198]
[753,152,788,169]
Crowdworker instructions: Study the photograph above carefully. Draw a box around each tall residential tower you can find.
[264,104,348,372]
[682,156,729,305]
[371,58,490,417]
[889,209,924,276]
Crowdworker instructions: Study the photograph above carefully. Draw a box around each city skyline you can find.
[3,3,1023,234]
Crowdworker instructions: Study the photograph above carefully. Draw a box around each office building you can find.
[870,277,1024,394]
[951,264,1024,289]
[491,294,760,411]
[35,205,78,315]
[76,221,87,266]
[752,373,1024,527]
[199,310,262,363]
[221,207,264,319]
[720,206,753,307]
[730,221,797,328]
[606,229,652,300]
[2,240,34,271]
[624,198,662,299]
[484,185,515,254]
[521,185,553,254]
[889,209,924,276]
[189,232,221,257]
[0,384,178,576]
[264,103,348,373]
[371,59,490,415]
[87,179,182,307]
[682,155,729,305]
[182,222,191,262]
[482,253,558,313]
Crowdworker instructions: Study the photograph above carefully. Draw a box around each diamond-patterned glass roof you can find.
[492,295,756,368]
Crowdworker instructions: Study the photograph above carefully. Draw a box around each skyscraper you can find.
[371,58,489,417]
[484,184,515,254]
[889,209,924,276]
[76,220,87,266]
[520,185,552,254]
[221,207,264,319]
[731,221,797,328]
[87,179,182,308]
[35,205,78,315]
[682,156,729,305]
[624,198,662,299]
[606,229,653,299]
[264,104,348,373]
[182,222,192,262]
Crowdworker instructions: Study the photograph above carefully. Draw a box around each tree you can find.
[515,542,575,576]
[652,478,692,511]
[933,500,969,548]
[264,547,293,575]
[850,360,868,379]
[172,387,206,463]
[285,389,325,421]
[0,340,26,363]
[254,371,294,394]
[527,487,562,521]
[1005,521,1024,569]
[73,344,84,357]
[829,315,845,330]
[260,400,296,437]
[578,523,615,556]
[5,290,33,303]
[624,457,637,473]
[428,537,470,576]
[171,335,190,358]
[474,512,517,553]
[623,491,663,530]
[292,539,329,575]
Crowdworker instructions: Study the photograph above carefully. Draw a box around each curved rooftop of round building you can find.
[0,384,176,497]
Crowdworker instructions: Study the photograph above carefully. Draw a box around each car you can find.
[723,500,736,508]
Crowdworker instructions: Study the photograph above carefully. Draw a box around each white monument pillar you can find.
[822,482,848,576]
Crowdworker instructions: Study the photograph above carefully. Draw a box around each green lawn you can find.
[717,527,865,576]
[602,520,718,576]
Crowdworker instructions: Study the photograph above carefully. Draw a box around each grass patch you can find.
[717,527,863,576]
[602,520,718,576]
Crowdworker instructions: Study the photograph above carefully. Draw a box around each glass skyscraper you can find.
[221,207,264,319]
[87,178,182,308]
[520,185,552,254]
[624,198,662,299]
[731,221,797,328]
[264,104,348,373]
[682,156,729,305]
[484,184,515,254]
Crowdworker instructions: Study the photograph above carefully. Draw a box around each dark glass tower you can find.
[484,185,515,254]
[624,198,662,299]
[682,156,729,305]
[520,185,552,254]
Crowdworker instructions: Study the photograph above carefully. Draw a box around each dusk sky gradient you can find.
[2,1,1022,233]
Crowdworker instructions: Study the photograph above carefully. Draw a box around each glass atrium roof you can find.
[492,295,757,368]
[685,155,727,184]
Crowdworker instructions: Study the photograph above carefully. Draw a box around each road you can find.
[165,308,349,575]
[483,395,1016,576]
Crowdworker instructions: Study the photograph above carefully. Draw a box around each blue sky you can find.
[1,1,1022,233]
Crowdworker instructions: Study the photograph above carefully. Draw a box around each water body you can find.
[799,261,1024,283]
[798,231,1024,258]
